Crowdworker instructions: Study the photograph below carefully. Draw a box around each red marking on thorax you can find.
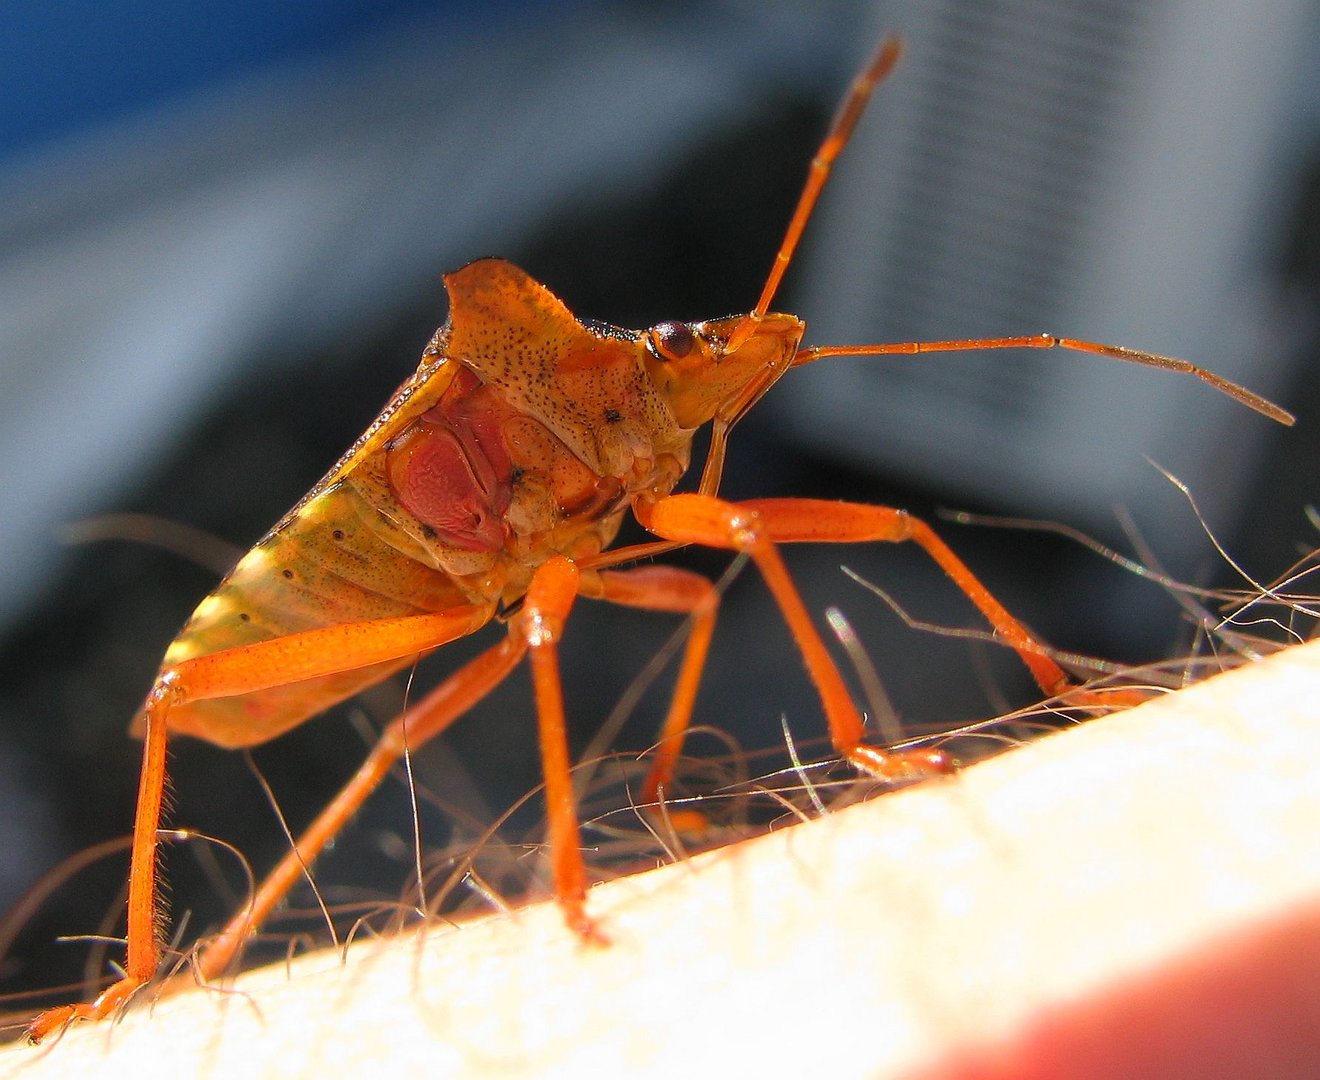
[386,366,513,551]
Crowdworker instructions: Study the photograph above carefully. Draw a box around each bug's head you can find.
[642,312,805,430]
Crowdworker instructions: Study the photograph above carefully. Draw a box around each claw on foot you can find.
[849,744,954,782]
[648,805,715,838]
[565,907,610,949]
[26,975,144,1044]
[1057,684,1157,711]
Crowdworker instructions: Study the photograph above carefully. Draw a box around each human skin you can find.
[7,638,1319,1078]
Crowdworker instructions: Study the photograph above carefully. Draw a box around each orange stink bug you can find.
[24,36,1291,1043]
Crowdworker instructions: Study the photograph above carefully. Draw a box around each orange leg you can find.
[518,554,615,943]
[203,556,620,970]
[27,604,492,1043]
[737,498,1148,711]
[585,565,720,821]
[193,629,529,984]
[633,492,1082,779]
[740,497,1073,696]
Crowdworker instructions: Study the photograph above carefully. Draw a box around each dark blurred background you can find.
[1,0,1317,1012]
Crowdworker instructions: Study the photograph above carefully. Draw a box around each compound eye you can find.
[648,320,695,361]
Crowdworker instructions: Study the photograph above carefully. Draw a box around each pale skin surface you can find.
[6,639,1319,1079]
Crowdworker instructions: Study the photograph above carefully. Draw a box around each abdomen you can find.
[136,477,483,749]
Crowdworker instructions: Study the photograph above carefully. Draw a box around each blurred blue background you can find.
[1,0,1316,1014]
[0,1,454,165]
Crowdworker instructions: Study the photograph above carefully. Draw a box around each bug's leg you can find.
[23,683,174,1043]
[731,498,1149,709]
[26,605,491,1043]
[517,555,610,943]
[584,565,720,830]
[194,629,528,984]
[634,492,1094,779]
[745,497,1071,695]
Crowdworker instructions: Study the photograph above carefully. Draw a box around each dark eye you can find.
[648,320,695,361]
